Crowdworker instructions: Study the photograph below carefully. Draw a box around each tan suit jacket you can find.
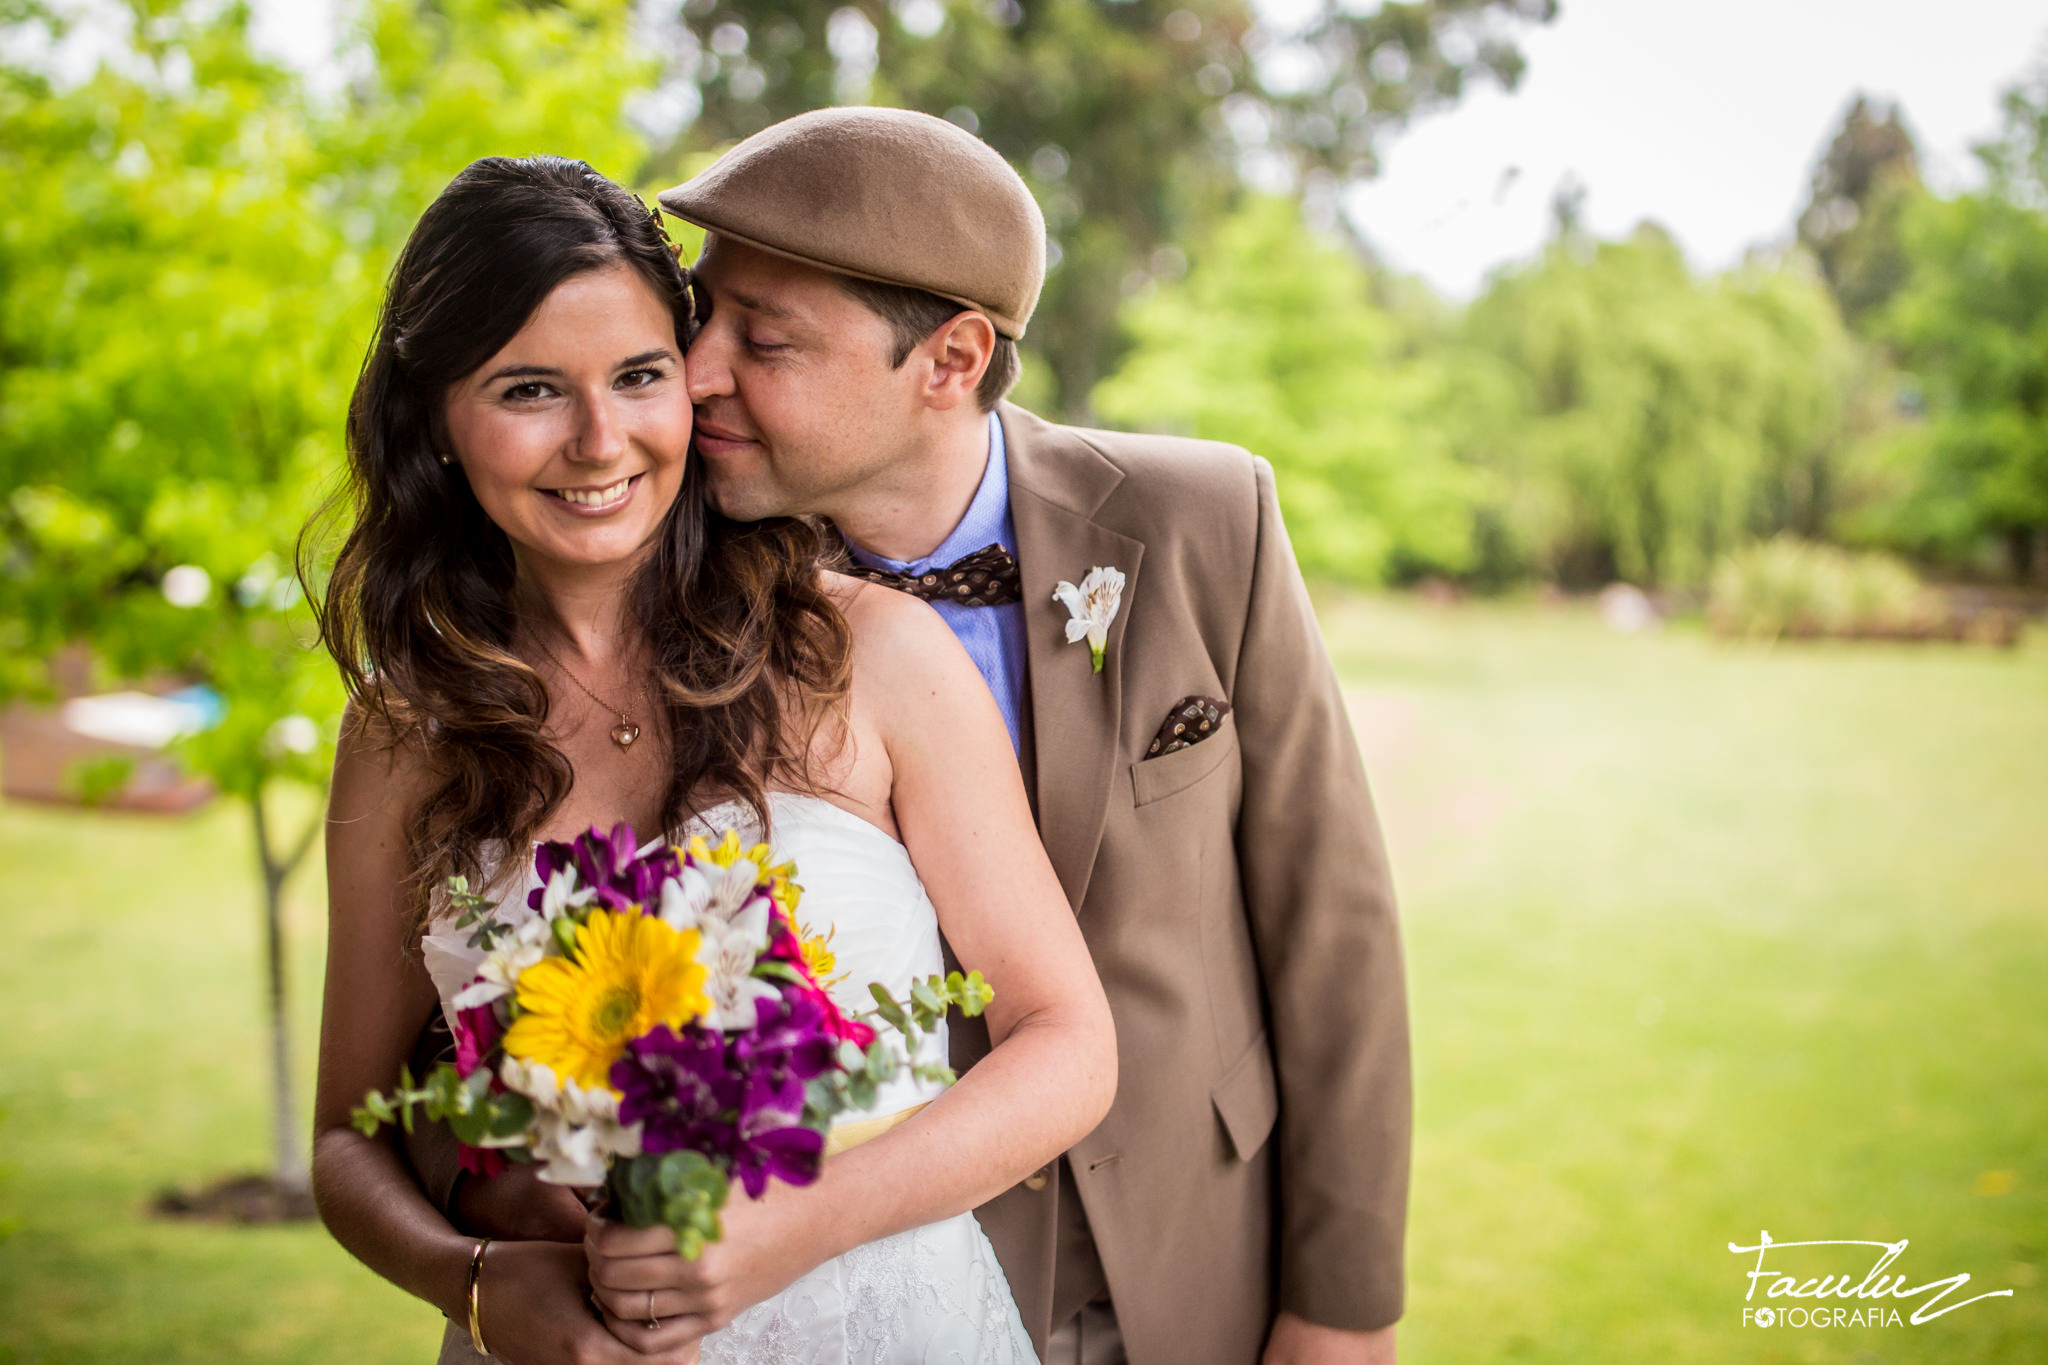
[956,403,1412,1364]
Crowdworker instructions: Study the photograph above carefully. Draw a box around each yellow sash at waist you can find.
[824,1100,930,1158]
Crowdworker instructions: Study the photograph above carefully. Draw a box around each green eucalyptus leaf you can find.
[446,1107,491,1147]
[484,1091,533,1139]
[864,1041,902,1084]
[867,984,912,1038]
[956,971,994,1016]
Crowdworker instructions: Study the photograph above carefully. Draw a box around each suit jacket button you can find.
[1023,1169,1050,1192]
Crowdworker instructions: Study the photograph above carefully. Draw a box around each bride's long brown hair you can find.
[300,154,850,928]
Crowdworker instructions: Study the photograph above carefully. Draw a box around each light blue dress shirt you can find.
[843,412,1029,754]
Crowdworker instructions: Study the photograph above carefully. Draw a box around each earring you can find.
[438,453,453,466]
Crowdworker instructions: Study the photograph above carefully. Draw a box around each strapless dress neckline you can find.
[522,790,909,868]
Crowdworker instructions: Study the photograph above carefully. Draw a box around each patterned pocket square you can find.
[1145,695,1232,758]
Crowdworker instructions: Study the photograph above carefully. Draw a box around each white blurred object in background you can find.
[1599,582,1658,633]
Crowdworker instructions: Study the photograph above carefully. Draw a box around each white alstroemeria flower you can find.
[1054,566,1126,674]
[500,1054,561,1110]
[537,866,596,921]
[700,858,763,926]
[695,905,780,1030]
[658,863,712,934]
[529,1078,642,1186]
[451,915,554,1010]
[449,976,507,1012]
[532,1122,609,1187]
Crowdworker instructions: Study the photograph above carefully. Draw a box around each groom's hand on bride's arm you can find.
[1262,1311,1397,1365]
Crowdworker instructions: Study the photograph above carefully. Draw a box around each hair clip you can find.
[632,192,673,242]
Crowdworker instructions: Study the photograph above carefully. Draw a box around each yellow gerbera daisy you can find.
[502,910,710,1091]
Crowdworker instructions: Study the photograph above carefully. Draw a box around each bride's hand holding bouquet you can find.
[353,820,990,1337]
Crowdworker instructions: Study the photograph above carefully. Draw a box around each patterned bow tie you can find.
[844,542,1022,607]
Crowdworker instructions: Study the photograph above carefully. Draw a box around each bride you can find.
[306,154,1114,1363]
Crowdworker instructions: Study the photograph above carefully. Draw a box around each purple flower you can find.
[733,992,838,1121]
[531,822,680,915]
[730,1113,824,1197]
[610,1011,835,1197]
[613,1025,741,1156]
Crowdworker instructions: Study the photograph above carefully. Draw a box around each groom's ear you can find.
[917,310,997,413]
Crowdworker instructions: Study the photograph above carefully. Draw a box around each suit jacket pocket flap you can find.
[1130,722,1238,807]
[1211,1027,1280,1162]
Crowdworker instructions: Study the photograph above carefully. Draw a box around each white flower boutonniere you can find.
[1053,566,1126,675]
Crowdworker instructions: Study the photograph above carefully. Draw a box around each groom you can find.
[655,107,1410,1365]
[415,108,1410,1364]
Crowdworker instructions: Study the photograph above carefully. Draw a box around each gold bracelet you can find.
[467,1238,492,1358]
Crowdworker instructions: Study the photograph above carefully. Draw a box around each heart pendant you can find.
[610,721,640,749]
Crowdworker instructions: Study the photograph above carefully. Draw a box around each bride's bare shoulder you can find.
[817,566,873,616]
[818,569,958,667]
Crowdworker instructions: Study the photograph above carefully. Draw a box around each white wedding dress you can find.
[420,791,1037,1365]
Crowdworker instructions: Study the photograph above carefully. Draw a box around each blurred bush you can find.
[1706,536,1944,641]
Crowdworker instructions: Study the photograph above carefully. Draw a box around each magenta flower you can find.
[453,1002,503,1078]
[458,1142,509,1179]
[453,1003,510,1178]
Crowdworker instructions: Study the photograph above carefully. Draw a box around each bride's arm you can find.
[829,585,1120,1214]
[585,586,1115,1340]
[313,703,673,1365]
[311,704,470,1314]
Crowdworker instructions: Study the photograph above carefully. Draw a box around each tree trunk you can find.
[251,792,309,1196]
[2004,526,2039,585]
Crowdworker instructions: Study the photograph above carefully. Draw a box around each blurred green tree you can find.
[1877,62,2048,582]
[0,0,652,1199]
[645,0,1558,417]
[1458,221,1855,588]
[1797,95,1921,329]
[1093,194,1480,582]
[1,1,351,1198]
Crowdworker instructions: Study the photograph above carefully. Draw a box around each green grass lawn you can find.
[2,594,2042,1362]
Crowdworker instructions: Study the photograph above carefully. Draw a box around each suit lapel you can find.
[1001,404,1145,910]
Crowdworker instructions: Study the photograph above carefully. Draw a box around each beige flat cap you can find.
[659,107,1046,339]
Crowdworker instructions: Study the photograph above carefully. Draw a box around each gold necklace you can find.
[526,637,650,750]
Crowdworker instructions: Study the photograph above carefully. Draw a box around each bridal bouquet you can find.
[353,821,990,1256]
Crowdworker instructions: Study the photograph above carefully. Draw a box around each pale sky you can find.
[1340,0,2048,296]
[228,0,2048,299]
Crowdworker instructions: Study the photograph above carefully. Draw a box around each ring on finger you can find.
[645,1288,660,1330]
